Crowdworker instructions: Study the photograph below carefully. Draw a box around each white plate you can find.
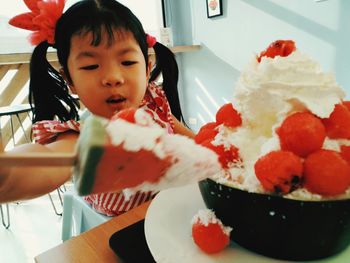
[144,183,350,263]
[144,184,285,263]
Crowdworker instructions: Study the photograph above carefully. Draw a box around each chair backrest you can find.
[0,54,61,149]
[0,62,32,148]
[0,53,85,150]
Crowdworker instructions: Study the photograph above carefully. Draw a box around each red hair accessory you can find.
[8,0,66,46]
[146,34,157,48]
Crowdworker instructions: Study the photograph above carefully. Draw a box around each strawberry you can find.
[215,103,242,128]
[340,145,350,165]
[192,209,231,254]
[111,108,137,123]
[304,149,350,196]
[342,101,350,112]
[254,150,303,194]
[277,112,326,158]
[322,103,350,139]
[201,139,240,168]
[257,40,296,62]
[194,122,218,144]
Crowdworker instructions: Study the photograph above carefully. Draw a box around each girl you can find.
[0,0,194,215]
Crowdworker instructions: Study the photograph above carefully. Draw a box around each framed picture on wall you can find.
[206,0,223,18]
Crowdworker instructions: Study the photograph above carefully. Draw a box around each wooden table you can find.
[35,201,151,263]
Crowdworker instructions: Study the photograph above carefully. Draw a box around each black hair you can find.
[29,0,185,124]
[150,42,184,123]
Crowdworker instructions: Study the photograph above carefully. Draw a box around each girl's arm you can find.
[171,115,195,138]
[0,132,78,203]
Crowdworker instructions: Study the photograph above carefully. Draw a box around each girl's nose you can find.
[101,68,124,87]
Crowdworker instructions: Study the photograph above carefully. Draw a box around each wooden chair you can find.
[0,105,30,228]
[0,203,10,229]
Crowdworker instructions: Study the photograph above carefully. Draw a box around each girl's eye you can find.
[80,65,99,70]
[122,61,137,66]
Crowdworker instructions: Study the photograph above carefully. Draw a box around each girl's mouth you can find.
[106,96,127,114]
[106,97,126,104]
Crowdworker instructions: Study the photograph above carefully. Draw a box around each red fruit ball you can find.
[194,122,218,144]
[192,220,231,254]
[342,101,350,112]
[304,149,350,196]
[340,145,350,165]
[254,150,303,194]
[277,112,326,158]
[322,103,350,139]
[257,40,296,62]
[201,140,240,168]
[216,103,242,128]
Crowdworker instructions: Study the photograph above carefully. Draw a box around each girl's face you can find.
[66,29,150,118]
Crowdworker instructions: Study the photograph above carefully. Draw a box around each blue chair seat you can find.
[62,190,111,241]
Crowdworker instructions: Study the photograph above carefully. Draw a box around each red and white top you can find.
[32,82,175,216]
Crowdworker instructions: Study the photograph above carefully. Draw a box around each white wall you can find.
[191,0,349,82]
[169,0,350,131]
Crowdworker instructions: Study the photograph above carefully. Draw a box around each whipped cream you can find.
[234,50,345,133]
[215,50,349,200]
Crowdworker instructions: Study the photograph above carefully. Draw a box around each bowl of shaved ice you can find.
[196,40,350,261]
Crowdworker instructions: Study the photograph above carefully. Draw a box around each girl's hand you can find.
[0,166,10,194]
[0,134,77,203]
[172,115,195,138]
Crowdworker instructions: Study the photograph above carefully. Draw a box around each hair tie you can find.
[146,34,157,48]
[8,0,66,46]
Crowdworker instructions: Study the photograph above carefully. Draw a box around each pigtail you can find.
[150,42,185,123]
[29,42,80,123]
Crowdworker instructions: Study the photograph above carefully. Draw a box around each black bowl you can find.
[198,178,350,261]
